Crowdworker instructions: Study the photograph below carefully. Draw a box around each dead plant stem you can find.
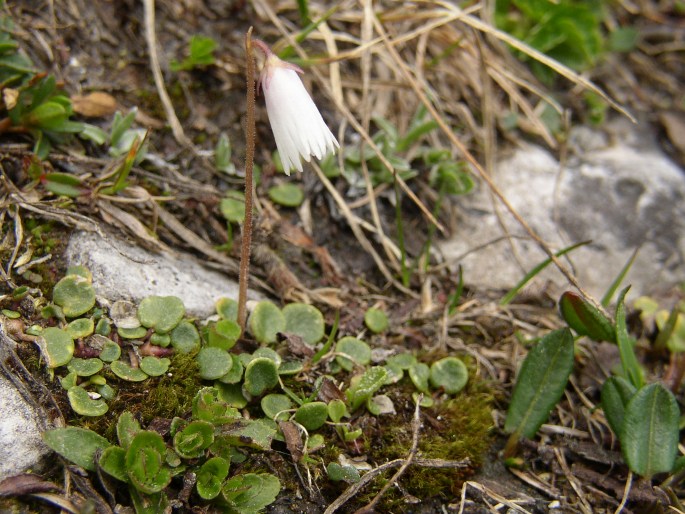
[238,28,256,334]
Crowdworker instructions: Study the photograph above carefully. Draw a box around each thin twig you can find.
[238,27,257,334]
[323,456,469,514]
[142,0,192,148]
[354,395,424,513]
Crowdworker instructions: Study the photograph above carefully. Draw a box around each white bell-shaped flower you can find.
[255,40,339,175]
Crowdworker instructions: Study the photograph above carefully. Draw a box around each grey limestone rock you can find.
[64,230,264,318]
[438,120,685,299]
[0,326,51,480]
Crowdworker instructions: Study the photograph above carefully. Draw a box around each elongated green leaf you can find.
[600,376,636,437]
[42,427,111,471]
[621,383,679,478]
[615,287,643,389]
[558,291,615,342]
[504,328,574,438]
[501,241,589,306]
[601,247,639,307]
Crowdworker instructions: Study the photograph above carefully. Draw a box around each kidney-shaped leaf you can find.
[504,328,574,439]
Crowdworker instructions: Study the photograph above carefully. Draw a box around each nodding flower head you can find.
[253,40,339,175]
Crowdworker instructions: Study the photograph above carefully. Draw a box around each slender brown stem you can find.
[237,27,256,335]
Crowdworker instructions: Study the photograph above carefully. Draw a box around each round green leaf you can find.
[98,339,121,362]
[60,371,78,390]
[117,326,147,339]
[244,357,279,396]
[95,318,111,335]
[278,360,303,375]
[197,456,229,500]
[327,462,360,483]
[283,303,325,345]
[110,360,148,382]
[216,297,238,321]
[99,446,128,482]
[150,333,171,347]
[140,356,170,377]
[261,394,293,421]
[207,319,241,350]
[53,275,95,318]
[268,183,304,207]
[68,358,103,377]
[126,431,172,494]
[294,402,329,430]
[137,296,185,334]
[197,347,232,380]
[387,353,417,369]
[408,362,430,394]
[249,301,285,344]
[217,354,244,384]
[335,337,371,371]
[327,399,348,423]
[220,193,245,223]
[364,307,388,333]
[221,473,280,513]
[252,347,282,366]
[429,357,468,394]
[170,320,200,353]
[68,386,108,416]
[66,318,94,339]
[98,383,116,401]
[173,420,214,459]
[42,327,74,368]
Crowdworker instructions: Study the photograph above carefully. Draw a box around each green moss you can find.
[76,351,200,440]
[369,381,493,502]
[141,351,199,421]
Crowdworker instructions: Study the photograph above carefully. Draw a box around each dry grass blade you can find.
[312,162,416,297]
[370,14,610,317]
[434,1,635,122]
[142,0,192,148]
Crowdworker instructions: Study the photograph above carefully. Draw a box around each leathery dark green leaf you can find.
[504,328,574,439]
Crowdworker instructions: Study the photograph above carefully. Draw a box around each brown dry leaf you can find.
[318,378,346,403]
[278,421,303,462]
[71,92,117,117]
[278,332,315,358]
[0,474,60,497]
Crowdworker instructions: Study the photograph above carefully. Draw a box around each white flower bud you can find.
[255,40,339,175]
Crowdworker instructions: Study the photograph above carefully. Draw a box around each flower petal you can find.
[261,56,338,174]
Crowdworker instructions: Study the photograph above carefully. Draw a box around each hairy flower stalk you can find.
[253,39,339,175]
